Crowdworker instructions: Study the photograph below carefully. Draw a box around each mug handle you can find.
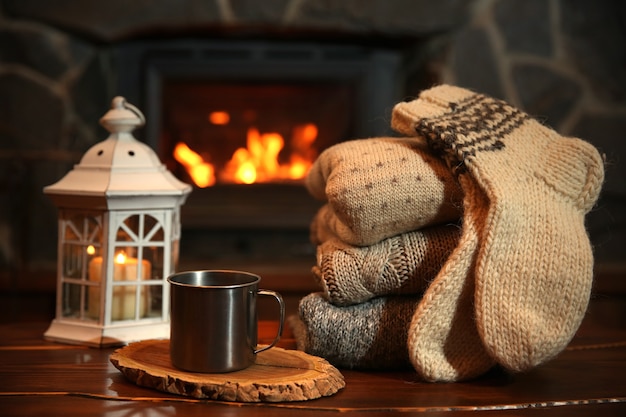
[254,289,285,354]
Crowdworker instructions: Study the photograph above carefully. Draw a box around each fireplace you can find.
[115,40,403,272]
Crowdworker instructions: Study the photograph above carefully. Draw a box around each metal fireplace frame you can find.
[115,39,403,146]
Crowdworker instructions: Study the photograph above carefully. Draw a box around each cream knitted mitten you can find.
[289,292,419,370]
[306,137,462,246]
[406,175,495,381]
[314,224,460,306]
[393,85,604,372]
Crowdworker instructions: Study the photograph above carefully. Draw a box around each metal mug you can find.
[168,269,284,373]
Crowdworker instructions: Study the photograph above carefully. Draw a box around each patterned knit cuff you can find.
[393,85,528,172]
[392,85,474,136]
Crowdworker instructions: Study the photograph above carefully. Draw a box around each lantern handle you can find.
[114,96,145,126]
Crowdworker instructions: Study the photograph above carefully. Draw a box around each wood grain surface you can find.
[109,339,345,402]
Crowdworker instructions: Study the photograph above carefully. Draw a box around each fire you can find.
[114,251,127,264]
[208,111,230,125]
[223,128,283,184]
[174,123,318,187]
[173,142,216,188]
[289,123,318,178]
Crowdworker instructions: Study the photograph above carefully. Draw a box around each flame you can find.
[114,251,127,264]
[223,128,284,184]
[173,142,216,188]
[174,123,318,187]
[288,123,318,180]
[208,111,230,125]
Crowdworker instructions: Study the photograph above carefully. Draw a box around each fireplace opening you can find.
[161,80,355,188]
[115,40,403,272]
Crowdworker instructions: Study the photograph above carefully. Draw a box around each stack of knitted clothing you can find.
[290,84,604,383]
[289,136,464,370]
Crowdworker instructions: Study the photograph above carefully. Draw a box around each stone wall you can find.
[0,0,624,295]
[434,0,626,270]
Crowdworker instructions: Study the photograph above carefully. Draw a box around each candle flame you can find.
[115,251,127,265]
[86,245,96,255]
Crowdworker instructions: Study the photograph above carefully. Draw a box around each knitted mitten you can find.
[314,224,460,306]
[305,137,463,246]
[393,85,604,373]
[408,176,495,381]
[289,292,418,370]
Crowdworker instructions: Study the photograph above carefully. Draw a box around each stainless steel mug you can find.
[168,270,284,373]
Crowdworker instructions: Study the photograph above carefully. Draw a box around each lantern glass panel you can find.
[110,283,141,321]
[62,243,85,279]
[109,213,167,322]
[86,244,103,320]
[142,245,164,280]
[60,213,102,321]
[61,282,83,318]
[143,283,162,318]
[111,247,150,282]
[87,284,101,320]
[144,246,164,319]
[144,215,164,241]
[117,219,136,242]
[62,214,102,280]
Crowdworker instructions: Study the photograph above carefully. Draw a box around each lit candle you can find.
[88,251,151,321]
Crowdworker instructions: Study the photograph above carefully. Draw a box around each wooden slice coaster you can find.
[110,339,345,402]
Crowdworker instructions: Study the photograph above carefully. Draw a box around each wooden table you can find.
[1,305,626,416]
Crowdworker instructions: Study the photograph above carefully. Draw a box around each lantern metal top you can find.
[44,96,191,209]
[100,96,145,133]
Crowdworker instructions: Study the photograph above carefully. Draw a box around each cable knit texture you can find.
[314,224,460,306]
[306,137,463,246]
[393,84,605,373]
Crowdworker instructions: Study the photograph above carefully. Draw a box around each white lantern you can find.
[43,96,192,347]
